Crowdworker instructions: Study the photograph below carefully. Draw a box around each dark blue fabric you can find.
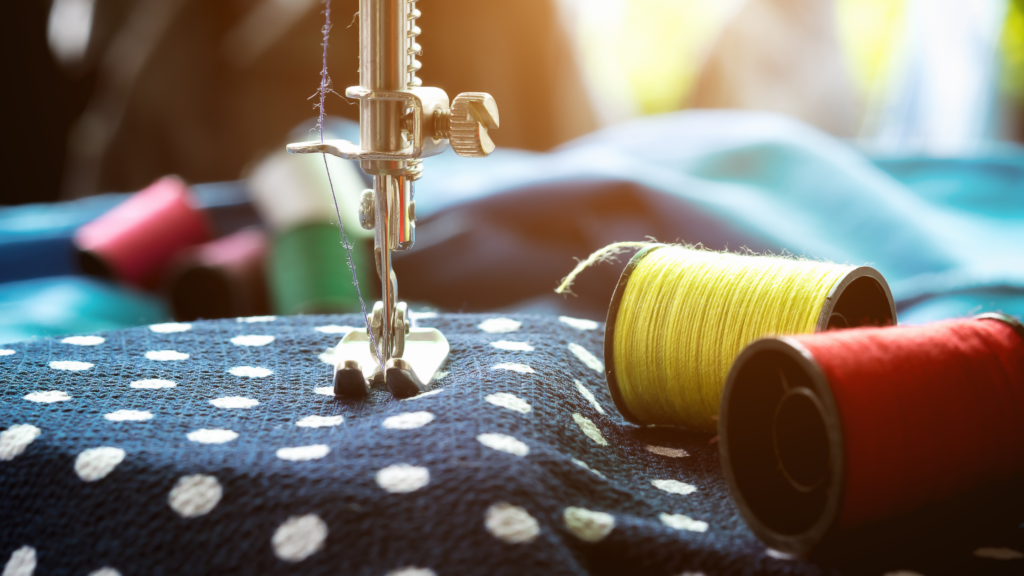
[1,314,1021,575]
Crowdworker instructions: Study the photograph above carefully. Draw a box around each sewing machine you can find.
[287,0,498,399]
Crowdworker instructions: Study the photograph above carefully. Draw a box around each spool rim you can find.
[719,336,846,556]
[815,266,896,332]
[975,312,1024,341]
[603,244,666,425]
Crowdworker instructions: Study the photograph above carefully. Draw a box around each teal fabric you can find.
[0,194,126,283]
[409,111,1024,324]
[0,276,168,344]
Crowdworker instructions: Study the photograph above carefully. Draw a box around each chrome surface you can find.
[359,189,375,230]
[286,0,503,393]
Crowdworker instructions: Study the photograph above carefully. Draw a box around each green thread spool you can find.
[603,244,896,432]
[268,223,375,315]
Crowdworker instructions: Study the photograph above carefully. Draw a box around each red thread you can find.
[74,176,212,288]
[792,318,1024,530]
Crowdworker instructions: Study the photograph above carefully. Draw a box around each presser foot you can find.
[331,325,450,400]
[333,359,372,398]
[385,358,429,399]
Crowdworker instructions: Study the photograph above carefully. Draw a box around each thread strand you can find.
[315,0,384,374]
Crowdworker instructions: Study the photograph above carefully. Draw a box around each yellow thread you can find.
[556,241,651,296]
[613,245,851,431]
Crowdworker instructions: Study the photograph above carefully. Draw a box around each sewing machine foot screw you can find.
[334,359,371,398]
[386,357,429,399]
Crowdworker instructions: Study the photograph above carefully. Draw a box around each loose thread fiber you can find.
[793,317,1024,530]
[312,0,383,372]
[614,245,852,431]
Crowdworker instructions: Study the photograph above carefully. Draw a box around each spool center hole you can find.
[772,388,830,493]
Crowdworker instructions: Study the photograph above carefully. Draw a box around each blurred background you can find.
[2,0,1023,343]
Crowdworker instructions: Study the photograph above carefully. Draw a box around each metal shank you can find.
[361,0,409,365]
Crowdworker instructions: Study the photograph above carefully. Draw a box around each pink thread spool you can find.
[164,228,269,320]
[74,176,213,288]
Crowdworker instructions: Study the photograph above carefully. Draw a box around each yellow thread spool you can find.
[603,245,896,431]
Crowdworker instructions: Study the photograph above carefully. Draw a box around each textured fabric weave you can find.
[1,314,1021,575]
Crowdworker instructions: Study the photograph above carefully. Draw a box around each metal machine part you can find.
[287,0,498,398]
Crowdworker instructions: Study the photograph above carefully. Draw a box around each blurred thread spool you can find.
[604,245,895,432]
[719,314,1024,557]
[73,176,212,288]
[165,228,269,321]
[268,223,374,315]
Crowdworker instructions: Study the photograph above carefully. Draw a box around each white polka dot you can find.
[477,433,529,456]
[62,335,105,346]
[485,502,539,544]
[559,316,599,330]
[408,310,438,320]
[434,370,449,380]
[230,335,275,346]
[490,340,534,352]
[974,547,1024,560]
[660,513,708,533]
[492,363,534,374]
[130,379,176,389]
[145,350,189,361]
[187,429,239,444]
[0,424,41,461]
[652,479,697,496]
[0,349,16,356]
[296,415,344,428]
[563,507,614,542]
[277,444,329,461]
[168,474,222,518]
[478,317,521,333]
[401,388,444,401]
[383,412,435,430]
[318,347,338,364]
[238,315,276,323]
[314,325,356,334]
[3,546,36,576]
[647,445,690,458]
[574,380,606,414]
[385,568,436,576]
[24,390,70,403]
[375,464,430,493]
[229,366,272,378]
[150,322,191,333]
[104,410,153,422]
[210,397,259,409]
[49,360,93,371]
[766,548,797,560]
[74,447,125,482]
[314,386,335,396]
[568,343,604,373]
[572,413,608,446]
[272,514,327,562]
[88,568,122,576]
[571,458,606,479]
[484,392,531,414]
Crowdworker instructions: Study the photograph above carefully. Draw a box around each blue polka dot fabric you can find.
[1,314,1021,576]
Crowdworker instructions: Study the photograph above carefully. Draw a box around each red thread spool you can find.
[164,228,269,321]
[720,314,1024,557]
[74,176,212,288]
